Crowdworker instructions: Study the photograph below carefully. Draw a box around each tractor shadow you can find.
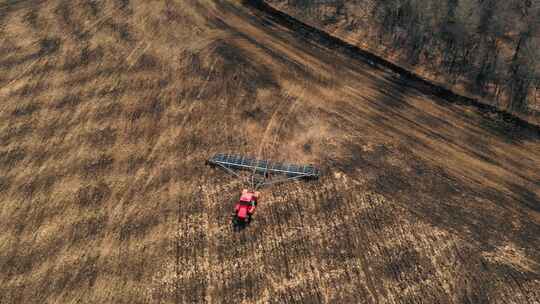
[232,216,254,232]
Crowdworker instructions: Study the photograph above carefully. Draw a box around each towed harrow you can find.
[207,153,320,229]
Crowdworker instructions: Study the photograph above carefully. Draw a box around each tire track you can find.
[267,81,306,155]
[196,57,217,100]
[250,83,304,184]
[0,0,46,12]
[0,56,44,98]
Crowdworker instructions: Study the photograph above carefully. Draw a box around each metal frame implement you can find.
[207,153,320,190]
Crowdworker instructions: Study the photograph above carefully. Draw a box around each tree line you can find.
[270,0,539,116]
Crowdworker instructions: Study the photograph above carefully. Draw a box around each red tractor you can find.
[233,189,260,227]
[207,153,320,230]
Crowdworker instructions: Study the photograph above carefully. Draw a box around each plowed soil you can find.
[1,1,539,303]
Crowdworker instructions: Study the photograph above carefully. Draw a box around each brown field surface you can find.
[1,1,539,303]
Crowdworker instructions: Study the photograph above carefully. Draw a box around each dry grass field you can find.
[0,0,539,303]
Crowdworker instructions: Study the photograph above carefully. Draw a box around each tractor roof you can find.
[240,192,255,202]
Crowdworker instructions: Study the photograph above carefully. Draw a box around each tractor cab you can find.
[240,190,258,205]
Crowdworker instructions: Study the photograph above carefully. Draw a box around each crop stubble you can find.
[0,0,539,303]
